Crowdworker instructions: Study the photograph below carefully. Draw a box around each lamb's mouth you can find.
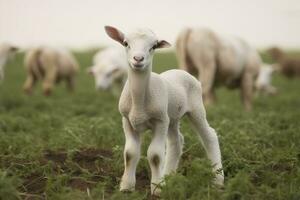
[131,63,145,69]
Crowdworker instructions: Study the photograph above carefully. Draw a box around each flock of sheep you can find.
[0,26,299,196]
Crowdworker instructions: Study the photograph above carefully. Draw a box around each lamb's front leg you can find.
[120,117,141,192]
[148,119,169,196]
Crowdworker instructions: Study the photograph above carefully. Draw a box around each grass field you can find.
[0,50,299,200]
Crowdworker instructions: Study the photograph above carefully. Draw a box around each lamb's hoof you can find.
[216,184,225,192]
[120,188,134,193]
[120,181,135,193]
[151,190,161,198]
[214,175,224,188]
[151,193,161,199]
[151,186,161,197]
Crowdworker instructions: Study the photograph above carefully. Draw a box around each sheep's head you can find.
[88,64,123,90]
[105,26,170,71]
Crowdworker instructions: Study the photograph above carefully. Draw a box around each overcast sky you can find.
[1,0,299,49]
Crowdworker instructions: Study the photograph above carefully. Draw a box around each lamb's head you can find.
[105,26,170,71]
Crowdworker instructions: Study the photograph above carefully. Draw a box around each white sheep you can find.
[255,63,277,95]
[176,28,261,111]
[0,43,18,82]
[105,26,224,196]
[23,47,79,95]
[87,46,127,91]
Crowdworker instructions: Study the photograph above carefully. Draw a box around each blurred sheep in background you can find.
[87,46,127,94]
[176,27,261,111]
[23,47,79,95]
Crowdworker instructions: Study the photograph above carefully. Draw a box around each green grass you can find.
[0,51,299,200]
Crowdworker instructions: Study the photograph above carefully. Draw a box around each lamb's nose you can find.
[133,56,144,62]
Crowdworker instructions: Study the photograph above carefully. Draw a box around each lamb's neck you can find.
[128,66,151,110]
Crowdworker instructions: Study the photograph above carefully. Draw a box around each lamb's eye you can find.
[150,44,157,52]
[123,41,128,47]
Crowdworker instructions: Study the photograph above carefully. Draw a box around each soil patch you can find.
[136,170,150,191]
[72,147,113,173]
[43,149,67,164]
[68,177,96,191]
[20,172,47,194]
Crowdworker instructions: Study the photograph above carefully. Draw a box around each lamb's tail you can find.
[175,28,192,70]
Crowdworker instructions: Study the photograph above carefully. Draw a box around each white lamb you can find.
[87,46,127,91]
[0,43,18,82]
[105,26,224,196]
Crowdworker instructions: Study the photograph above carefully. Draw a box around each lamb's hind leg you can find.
[120,117,141,192]
[163,120,184,176]
[188,104,224,186]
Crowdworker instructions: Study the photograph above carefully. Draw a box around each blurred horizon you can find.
[1,0,300,50]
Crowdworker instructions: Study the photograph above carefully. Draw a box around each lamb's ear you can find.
[156,40,171,49]
[104,26,125,45]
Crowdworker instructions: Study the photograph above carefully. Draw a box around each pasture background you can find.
[0,51,299,200]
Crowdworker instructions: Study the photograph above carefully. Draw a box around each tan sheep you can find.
[176,28,261,111]
[23,47,79,95]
